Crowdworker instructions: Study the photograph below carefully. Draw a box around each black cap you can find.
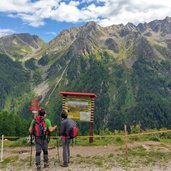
[61,110,68,119]
[39,108,46,116]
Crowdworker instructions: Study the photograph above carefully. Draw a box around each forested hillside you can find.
[1,17,171,135]
[0,53,30,110]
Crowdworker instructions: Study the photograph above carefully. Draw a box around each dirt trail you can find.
[1,141,171,171]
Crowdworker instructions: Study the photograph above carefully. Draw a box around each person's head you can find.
[60,110,68,119]
[39,108,46,118]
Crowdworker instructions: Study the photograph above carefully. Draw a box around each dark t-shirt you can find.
[61,118,76,136]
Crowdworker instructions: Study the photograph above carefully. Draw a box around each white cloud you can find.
[0,0,33,13]
[0,0,171,27]
[0,29,15,37]
[50,2,85,22]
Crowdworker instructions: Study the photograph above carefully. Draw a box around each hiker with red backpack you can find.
[29,109,57,170]
[60,110,78,167]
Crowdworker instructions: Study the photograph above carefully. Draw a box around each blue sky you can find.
[0,13,84,42]
[0,0,171,42]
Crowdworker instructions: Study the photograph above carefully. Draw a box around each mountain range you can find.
[1,17,171,131]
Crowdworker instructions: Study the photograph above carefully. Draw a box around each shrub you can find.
[148,136,160,142]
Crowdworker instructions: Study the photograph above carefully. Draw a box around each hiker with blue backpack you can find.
[60,110,78,167]
[29,108,57,170]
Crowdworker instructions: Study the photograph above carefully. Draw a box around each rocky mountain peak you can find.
[125,22,137,30]
[137,23,148,33]
[84,21,101,30]
[148,19,162,32]
[80,21,103,36]
[137,17,171,36]
[163,16,171,23]
[0,33,45,60]
[47,26,81,53]
[0,33,44,48]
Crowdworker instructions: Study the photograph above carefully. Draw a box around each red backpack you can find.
[68,126,78,139]
[33,116,47,137]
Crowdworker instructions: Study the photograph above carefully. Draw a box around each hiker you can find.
[60,110,77,167]
[29,109,57,170]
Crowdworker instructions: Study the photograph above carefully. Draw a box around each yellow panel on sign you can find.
[65,96,91,122]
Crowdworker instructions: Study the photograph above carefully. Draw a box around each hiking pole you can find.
[30,134,33,166]
[57,135,60,163]
[54,129,61,165]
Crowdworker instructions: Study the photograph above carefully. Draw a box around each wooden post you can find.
[89,122,94,143]
[89,97,95,143]
[0,135,4,162]
[124,124,128,160]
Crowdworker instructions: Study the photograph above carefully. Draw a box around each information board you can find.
[65,96,92,122]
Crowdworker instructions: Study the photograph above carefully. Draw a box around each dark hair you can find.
[61,110,68,119]
[39,108,46,116]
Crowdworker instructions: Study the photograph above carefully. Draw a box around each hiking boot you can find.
[60,163,68,167]
[36,165,41,171]
[44,162,49,168]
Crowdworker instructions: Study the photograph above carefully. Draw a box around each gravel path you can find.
[1,141,171,171]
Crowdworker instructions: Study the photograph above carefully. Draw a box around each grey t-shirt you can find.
[61,118,76,136]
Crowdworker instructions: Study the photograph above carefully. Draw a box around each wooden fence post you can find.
[124,124,128,160]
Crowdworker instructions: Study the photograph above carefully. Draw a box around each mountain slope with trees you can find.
[1,17,171,135]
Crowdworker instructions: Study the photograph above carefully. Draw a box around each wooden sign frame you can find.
[59,91,96,143]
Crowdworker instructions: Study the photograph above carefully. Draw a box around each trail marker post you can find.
[59,91,96,143]
[0,135,4,162]
[28,98,43,116]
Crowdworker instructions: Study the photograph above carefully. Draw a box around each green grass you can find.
[0,156,19,169]
[75,154,114,168]
[128,146,171,165]
[72,136,124,146]
[2,138,29,147]
[2,130,171,148]
[160,138,171,143]
[115,145,171,169]
[1,133,171,170]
